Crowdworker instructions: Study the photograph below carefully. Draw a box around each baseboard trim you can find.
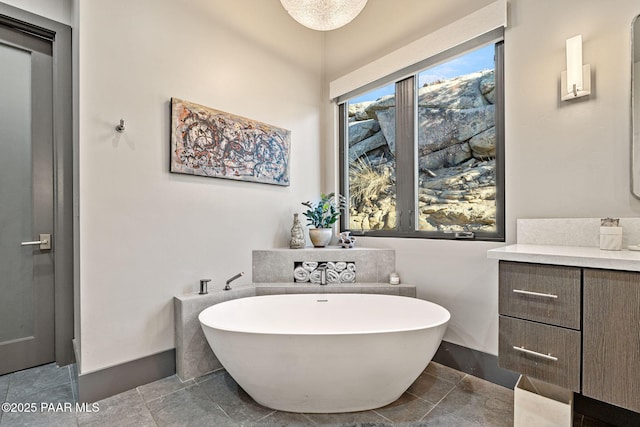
[432,340,519,389]
[77,349,175,403]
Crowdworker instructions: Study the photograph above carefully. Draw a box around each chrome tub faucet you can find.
[317,263,328,285]
[224,272,245,290]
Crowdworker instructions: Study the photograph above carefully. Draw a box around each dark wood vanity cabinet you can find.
[499,316,581,390]
[498,261,581,392]
[498,262,640,413]
[583,269,640,413]
[498,262,581,329]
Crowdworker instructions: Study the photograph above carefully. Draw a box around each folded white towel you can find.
[339,270,356,283]
[302,261,318,271]
[294,266,310,282]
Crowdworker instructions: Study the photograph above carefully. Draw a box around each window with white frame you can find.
[339,35,504,241]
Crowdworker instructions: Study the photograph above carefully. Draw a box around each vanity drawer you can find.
[499,315,581,392]
[499,261,581,329]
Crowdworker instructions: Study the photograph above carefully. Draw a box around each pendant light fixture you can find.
[279,0,368,31]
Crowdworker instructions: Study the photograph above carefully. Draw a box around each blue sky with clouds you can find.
[350,44,495,104]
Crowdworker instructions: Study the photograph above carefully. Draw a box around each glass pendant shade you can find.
[280,0,368,31]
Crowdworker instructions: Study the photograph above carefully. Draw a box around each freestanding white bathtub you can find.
[199,293,450,413]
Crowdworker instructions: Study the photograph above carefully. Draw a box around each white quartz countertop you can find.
[487,244,640,272]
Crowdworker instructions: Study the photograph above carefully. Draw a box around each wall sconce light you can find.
[561,34,591,101]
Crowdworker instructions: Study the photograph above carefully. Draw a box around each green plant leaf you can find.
[299,192,345,228]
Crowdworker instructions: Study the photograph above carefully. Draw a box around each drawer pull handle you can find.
[513,346,558,361]
[512,289,558,299]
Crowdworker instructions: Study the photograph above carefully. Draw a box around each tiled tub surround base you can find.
[174,286,255,382]
[175,246,403,381]
[174,283,416,381]
[252,247,395,283]
[256,282,416,296]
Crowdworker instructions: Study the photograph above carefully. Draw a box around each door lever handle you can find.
[21,234,51,250]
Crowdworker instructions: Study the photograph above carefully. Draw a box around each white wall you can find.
[1,0,71,25]
[77,0,323,374]
[324,0,640,355]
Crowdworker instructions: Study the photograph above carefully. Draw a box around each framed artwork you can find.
[170,98,290,186]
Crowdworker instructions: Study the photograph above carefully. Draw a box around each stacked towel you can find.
[292,261,357,284]
[294,266,310,282]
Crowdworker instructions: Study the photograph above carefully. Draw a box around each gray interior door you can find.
[0,24,55,375]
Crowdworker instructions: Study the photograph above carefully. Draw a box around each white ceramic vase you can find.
[308,228,332,247]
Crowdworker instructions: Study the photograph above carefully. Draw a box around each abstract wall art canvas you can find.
[170,98,290,186]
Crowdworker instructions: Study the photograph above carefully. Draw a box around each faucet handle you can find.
[199,279,212,295]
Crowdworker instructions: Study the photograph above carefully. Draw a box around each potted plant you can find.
[301,193,346,247]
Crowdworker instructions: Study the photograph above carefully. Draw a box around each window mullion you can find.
[494,41,506,241]
[395,77,416,233]
[338,102,348,232]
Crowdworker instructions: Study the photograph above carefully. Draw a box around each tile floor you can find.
[0,362,609,427]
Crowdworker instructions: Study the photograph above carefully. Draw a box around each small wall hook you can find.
[115,119,125,133]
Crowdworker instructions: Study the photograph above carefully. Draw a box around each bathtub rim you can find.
[198,293,451,336]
